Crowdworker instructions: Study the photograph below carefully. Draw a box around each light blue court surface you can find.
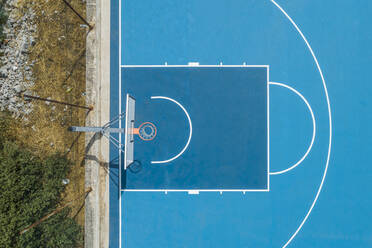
[110,0,372,247]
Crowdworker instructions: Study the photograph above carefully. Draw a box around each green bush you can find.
[0,118,82,248]
[0,0,7,43]
[0,112,12,143]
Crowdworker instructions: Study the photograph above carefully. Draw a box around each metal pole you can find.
[61,0,94,30]
[68,126,125,133]
[20,93,93,111]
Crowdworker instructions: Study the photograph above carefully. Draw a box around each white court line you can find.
[121,64,269,68]
[122,189,270,192]
[270,1,332,248]
[118,0,122,247]
[269,82,316,175]
[150,96,193,164]
[267,66,270,190]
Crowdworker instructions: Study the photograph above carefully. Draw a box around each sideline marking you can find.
[150,96,193,164]
[118,0,122,247]
[269,82,316,175]
[270,1,333,247]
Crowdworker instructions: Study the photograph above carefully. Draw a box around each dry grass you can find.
[14,0,88,227]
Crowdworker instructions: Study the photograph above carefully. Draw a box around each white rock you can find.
[14,85,22,93]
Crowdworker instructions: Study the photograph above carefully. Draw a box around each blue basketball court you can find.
[108,0,372,247]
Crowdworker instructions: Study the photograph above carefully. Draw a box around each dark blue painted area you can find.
[109,0,120,247]
[123,67,268,190]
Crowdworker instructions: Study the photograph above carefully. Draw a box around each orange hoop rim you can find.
[138,122,157,141]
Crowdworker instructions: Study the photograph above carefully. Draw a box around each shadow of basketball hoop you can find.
[127,160,142,174]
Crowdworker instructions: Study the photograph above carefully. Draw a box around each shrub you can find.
[0,0,7,43]
[0,119,82,247]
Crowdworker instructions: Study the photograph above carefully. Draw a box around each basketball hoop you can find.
[133,122,157,141]
[67,94,157,171]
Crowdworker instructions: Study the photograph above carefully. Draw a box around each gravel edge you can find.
[0,0,36,118]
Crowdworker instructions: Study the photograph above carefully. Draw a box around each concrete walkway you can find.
[85,0,110,247]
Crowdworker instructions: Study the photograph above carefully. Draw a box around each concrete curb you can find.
[85,0,110,247]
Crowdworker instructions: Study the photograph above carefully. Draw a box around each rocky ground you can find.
[0,0,36,118]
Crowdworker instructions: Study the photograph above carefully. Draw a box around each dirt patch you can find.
[14,0,88,228]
